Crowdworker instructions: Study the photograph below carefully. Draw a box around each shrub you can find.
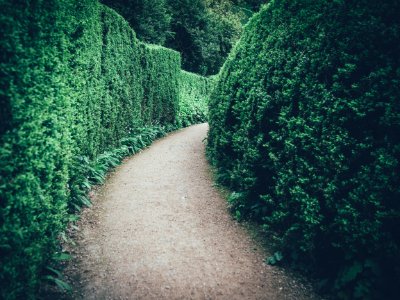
[140,43,180,125]
[0,1,211,298]
[177,71,215,127]
[207,0,400,298]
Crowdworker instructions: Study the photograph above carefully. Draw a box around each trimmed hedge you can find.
[207,0,400,299]
[0,1,74,298]
[0,1,210,298]
[140,43,181,125]
[177,71,215,127]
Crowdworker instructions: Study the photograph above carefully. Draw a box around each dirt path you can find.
[61,123,319,300]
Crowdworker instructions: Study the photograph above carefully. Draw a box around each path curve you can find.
[62,123,319,300]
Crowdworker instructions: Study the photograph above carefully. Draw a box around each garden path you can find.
[60,123,319,300]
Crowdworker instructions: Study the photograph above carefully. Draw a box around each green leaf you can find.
[45,275,72,293]
[267,252,284,265]
[53,253,72,261]
[46,266,63,278]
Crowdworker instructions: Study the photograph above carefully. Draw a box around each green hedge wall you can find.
[207,0,400,299]
[0,1,210,298]
[0,1,74,298]
[140,44,180,125]
[98,6,143,153]
[177,71,215,127]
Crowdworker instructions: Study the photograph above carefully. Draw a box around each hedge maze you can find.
[0,1,211,298]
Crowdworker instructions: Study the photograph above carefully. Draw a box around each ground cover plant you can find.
[207,0,400,298]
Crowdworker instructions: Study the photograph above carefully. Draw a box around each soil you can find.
[55,123,321,300]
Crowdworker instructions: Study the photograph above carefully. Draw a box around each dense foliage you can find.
[101,0,172,45]
[178,71,215,127]
[166,0,243,75]
[140,44,180,125]
[233,0,266,12]
[0,1,211,298]
[207,0,400,298]
[102,0,243,75]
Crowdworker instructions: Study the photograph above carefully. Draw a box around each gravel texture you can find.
[56,123,320,300]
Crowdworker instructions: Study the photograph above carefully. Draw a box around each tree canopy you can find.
[101,0,246,75]
[101,0,172,45]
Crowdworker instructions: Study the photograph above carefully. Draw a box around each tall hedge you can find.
[0,1,75,297]
[207,0,400,299]
[0,1,210,298]
[140,44,181,125]
[177,71,215,126]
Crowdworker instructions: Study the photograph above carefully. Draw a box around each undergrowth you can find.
[39,125,174,296]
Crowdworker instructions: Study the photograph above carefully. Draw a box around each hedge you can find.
[140,43,181,125]
[0,1,210,298]
[177,71,215,127]
[207,0,400,299]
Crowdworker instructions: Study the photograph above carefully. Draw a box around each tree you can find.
[165,0,208,73]
[202,0,243,74]
[102,0,245,75]
[166,0,243,75]
[101,0,171,45]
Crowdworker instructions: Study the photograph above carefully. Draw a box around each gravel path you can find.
[61,123,319,300]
